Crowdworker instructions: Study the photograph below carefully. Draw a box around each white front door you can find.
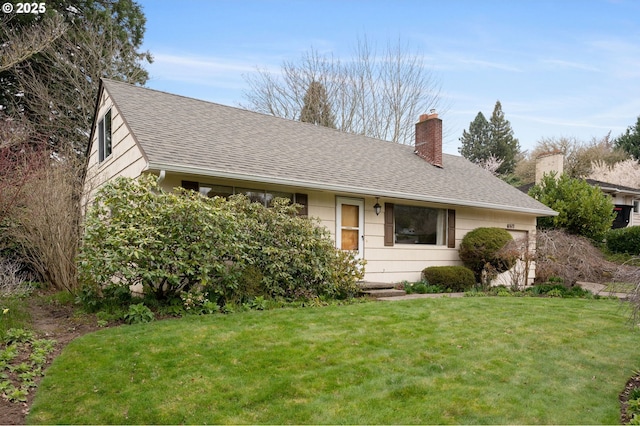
[336,197,365,259]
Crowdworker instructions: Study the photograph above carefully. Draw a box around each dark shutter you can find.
[295,193,308,217]
[447,209,456,248]
[384,203,394,246]
[181,180,199,191]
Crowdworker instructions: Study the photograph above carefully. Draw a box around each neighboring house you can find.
[519,152,640,229]
[85,79,556,284]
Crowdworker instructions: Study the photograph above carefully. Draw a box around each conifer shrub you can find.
[606,226,640,255]
[458,227,516,283]
[78,175,364,306]
[421,266,476,292]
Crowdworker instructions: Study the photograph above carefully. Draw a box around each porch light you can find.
[374,197,382,216]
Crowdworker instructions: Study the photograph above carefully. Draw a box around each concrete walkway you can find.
[377,292,465,301]
[576,281,631,299]
[377,282,631,302]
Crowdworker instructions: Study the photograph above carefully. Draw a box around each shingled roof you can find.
[99,78,556,216]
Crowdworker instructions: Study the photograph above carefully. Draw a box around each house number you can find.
[506,224,515,229]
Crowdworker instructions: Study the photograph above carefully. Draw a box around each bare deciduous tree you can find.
[535,229,618,286]
[0,117,48,224]
[589,158,640,188]
[242,37,444,145]
[14,18,150,156]
[4,157,83,293]
[0,13,67,72]
[514,134,627,184]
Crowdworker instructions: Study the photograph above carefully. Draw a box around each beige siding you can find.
[363,200,538,284]
[83,89,146,204]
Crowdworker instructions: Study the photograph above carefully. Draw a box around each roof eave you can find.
[598,187,640,197]
[147,162,559,217]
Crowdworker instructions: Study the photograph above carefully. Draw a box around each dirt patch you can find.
[0,296,101,425]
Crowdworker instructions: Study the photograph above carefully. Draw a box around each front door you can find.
[336,197,365,259]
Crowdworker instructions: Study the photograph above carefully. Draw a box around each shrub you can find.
[527,280,593,298]
[606,226,640,255]
[124,303,154,325]
[421,266,476,292]
[529,173,615,242]
[78,175,364,305]
[535,229,617,285]
[458,227,515,283]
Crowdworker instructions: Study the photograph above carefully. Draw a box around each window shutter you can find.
[447,209,456,248]
[295,193,308,216]
[384,203,394,246]
[181,180,199,191]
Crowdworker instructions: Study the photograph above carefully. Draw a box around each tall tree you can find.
[300,81,336,128]
[488,101,520,175]
[614,116,640,162]
[243,37,443,145]
[458,112,491,163]
[1,0,152,156]
[459,101,520,175]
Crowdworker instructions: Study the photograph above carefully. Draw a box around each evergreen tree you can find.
[489,100,520,175]
[458,112,491,163]
[459,101,521,175]
[300,81,336,128]
[614,116,640,162]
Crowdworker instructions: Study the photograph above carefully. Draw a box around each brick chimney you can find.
[415,110,443,168]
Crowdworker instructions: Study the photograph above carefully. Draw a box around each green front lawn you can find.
[29,298,640,424]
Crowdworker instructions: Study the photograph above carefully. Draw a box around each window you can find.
[200,184,233,199]
[394,205,447,245]
[384,203,454,247]
[181,181,307,215]
[98,109,112,163]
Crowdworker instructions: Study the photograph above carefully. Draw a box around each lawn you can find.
[29,297,640,424]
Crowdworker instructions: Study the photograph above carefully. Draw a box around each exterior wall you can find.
[159,172,540,285]
[365,202,537,284]
[83,89,146,206]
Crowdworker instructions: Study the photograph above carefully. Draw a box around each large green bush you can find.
[458,227,515,283]
[528,173,615,242]
[78,175,364,305]
[606,226,640,255]
[421,266,476,292]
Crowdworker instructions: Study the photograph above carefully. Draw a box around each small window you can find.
[98,109,112,163]
[395,205,447,245]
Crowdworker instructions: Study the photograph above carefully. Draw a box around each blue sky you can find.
[136,0,640,155]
